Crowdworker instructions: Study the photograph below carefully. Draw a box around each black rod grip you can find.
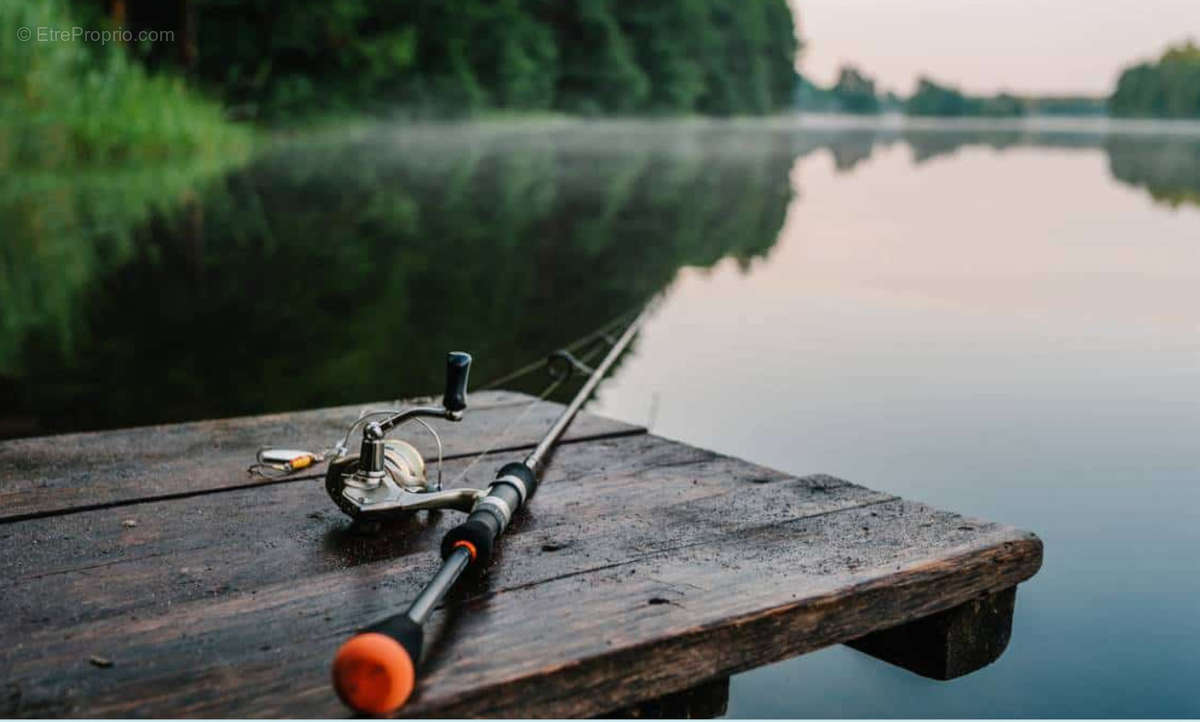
[440,462,537,565]
[443,352,472,412]
[366,614,425,661]
[442,513,498,564]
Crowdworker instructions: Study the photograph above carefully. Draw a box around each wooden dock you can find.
[0,391,1042,717]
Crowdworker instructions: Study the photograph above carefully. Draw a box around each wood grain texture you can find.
[0,391,642,522]
[0,402,1042,718]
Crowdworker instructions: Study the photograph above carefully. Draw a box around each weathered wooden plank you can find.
[0,433,879,641]
[0,391,642,522]
[1,484,1039,717]
[847,586,1018,680]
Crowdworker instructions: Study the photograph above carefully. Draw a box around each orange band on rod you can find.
[452,539,477,562]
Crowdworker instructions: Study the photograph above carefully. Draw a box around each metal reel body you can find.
[325,440,482,520]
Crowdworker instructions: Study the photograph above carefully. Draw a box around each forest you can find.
[76,0,800,120]
[2,0,800,166]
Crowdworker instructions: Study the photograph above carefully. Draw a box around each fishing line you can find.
[478,304,642,390]
[248,303,645,482]
[440,376,563,489]
[442,332,613,488]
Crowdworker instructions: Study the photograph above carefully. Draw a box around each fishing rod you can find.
[328,305,652,715]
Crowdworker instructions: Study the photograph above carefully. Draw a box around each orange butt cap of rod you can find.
[332,632,415,716]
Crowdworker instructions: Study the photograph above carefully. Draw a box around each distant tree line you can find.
[1110,40,1200,118]
[793,66,1105,118]
[906,78,1028,117]
[80,0,798,120]
[798,40,1200,120]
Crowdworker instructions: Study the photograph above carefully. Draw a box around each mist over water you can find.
[3,117,1198,716]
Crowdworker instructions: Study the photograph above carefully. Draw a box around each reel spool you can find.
[326,439,423,517]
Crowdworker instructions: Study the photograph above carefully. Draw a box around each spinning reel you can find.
[252,336,611,522]
[324,352,486,521]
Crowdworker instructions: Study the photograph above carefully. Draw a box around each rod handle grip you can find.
[439,463,537,565]
[443,352,472,413]
[332,614,424,715]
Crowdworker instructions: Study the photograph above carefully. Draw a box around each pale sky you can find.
[789,0,1200,96]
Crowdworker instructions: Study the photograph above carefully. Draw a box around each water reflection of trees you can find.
[1104,135,1200,208]
[1,124,796,436]
[787,124,1200,207]
[4,122,1198,437]
[901,128,1200,209]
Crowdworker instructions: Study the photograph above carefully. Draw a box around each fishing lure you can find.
[248,448,325,476]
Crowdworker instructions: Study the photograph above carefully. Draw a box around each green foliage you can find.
[906,78,970,116]
[554,0,650,114]
[475,1,559,109]
[1025,96,1106,116]
[1110,40,1200,118]
[0,158,243,376]
[614,1,707,113]
[158,0,798,119]
[0,0,251,167]
[793,70,1088,118]
[906,77,1025,117]
[831,66,880,114]
[978,93,1024,117]
[693,0,778,115]
[792,73,839,111]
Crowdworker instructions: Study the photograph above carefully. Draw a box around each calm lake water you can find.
[4,116,1199,716]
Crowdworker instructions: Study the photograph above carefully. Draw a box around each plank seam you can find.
[0,456,848,588]
[0,392,545,449]
[0,427,647,525]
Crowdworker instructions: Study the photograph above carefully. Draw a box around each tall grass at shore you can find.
[0,0,251,168]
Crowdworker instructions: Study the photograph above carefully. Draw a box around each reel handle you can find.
[443,352,472,413]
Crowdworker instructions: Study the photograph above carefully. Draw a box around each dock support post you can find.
[847,586,1018,680]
